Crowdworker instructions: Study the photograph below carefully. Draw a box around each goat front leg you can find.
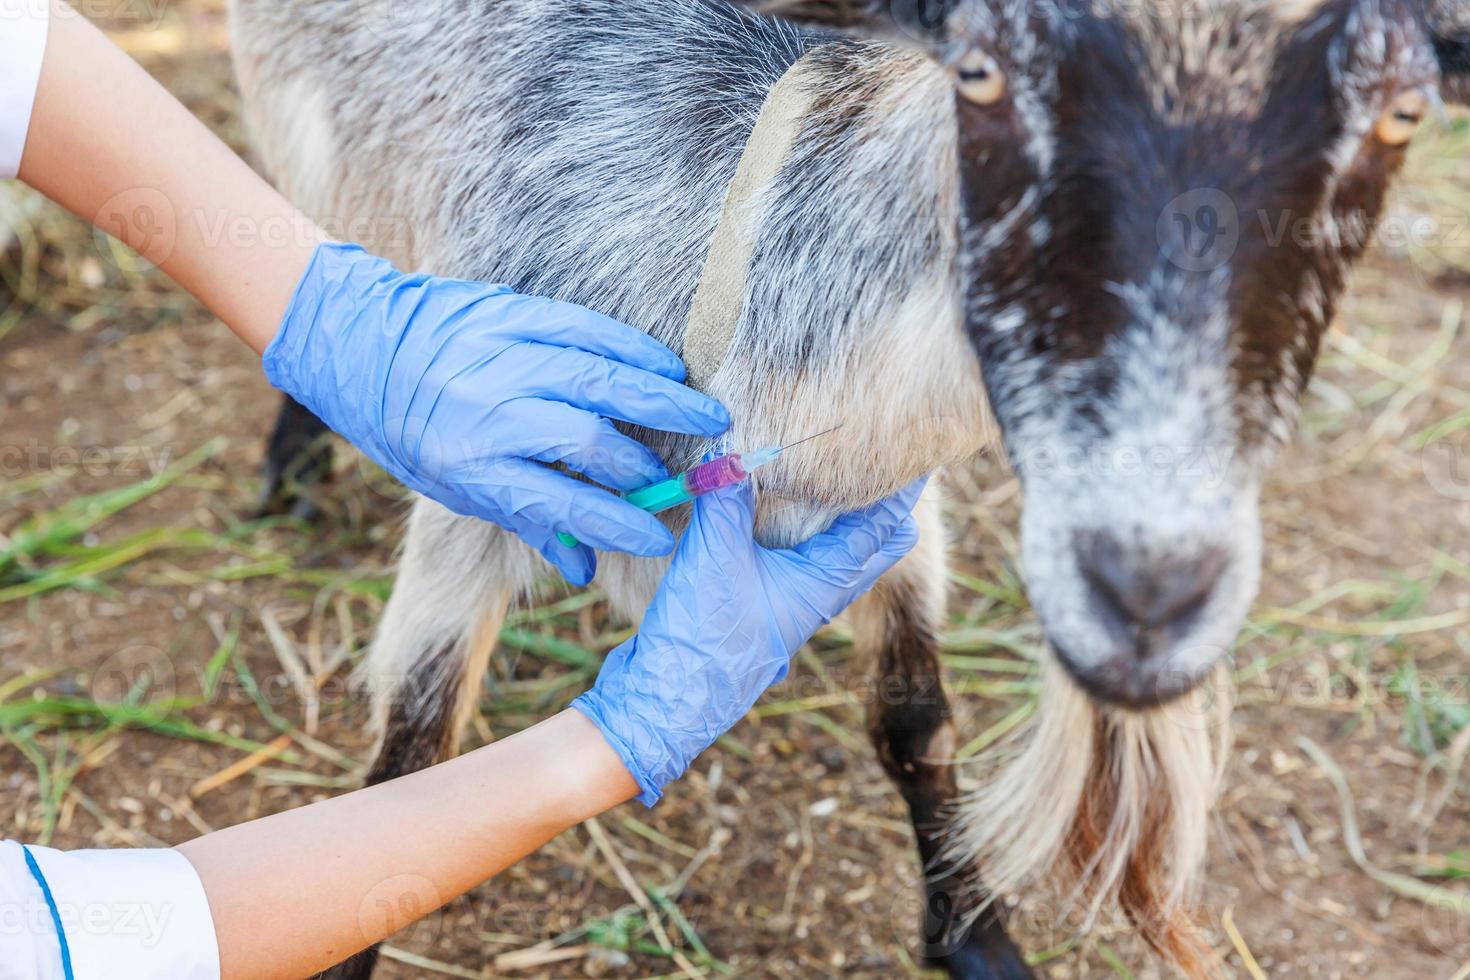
[848,485,1034,980]
[258,394,335,520]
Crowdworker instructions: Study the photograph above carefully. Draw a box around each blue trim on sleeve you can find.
[21,846,75,980]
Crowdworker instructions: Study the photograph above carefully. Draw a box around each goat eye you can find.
[952,50,1007,106]
[1375,89,1429,146]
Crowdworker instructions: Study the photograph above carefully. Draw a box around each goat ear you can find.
[1427,1,1470,103]
[1436,34,1470,103]
[733,0,961,44]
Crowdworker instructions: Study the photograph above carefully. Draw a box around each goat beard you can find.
[945,657,1232,977]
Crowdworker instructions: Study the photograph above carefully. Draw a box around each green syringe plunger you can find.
[554,427,839,549]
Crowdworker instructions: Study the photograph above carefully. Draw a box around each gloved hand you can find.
[573,476,926,805]
[263,242,730,586]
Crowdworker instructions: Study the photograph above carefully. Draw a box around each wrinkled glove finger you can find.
[490,294,689,380]
[519,346,731,437]
[773,514,921,623]
[664,481,758,581]
[491,399,672,491]
[680,479,759,565]
[756,510,921,647]
[844,515,921,599]
[511,516,598,586]
[457,459,677,556]
[792,476,929,567]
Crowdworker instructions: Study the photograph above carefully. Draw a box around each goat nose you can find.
[1076,531,1229,650]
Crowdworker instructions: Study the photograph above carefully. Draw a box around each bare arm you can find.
[177,710,637,980]
[17,0,323,353]
[11,0,734,581]
[7,480,916,980]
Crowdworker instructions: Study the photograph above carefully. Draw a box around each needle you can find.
[778,423,844,453]
[555,424,845,549]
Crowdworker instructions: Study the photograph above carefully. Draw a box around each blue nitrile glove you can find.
[262,242,731,585]
[573,476,926,806]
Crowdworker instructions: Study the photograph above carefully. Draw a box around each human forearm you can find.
[17,0,322,353]
[173,480,920,979]
[177,710,637,980]
[6,482,921,980]
[10,1,733,577]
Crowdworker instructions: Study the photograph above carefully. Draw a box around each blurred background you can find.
[2,0,1469,976]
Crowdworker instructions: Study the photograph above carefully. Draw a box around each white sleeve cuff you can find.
[1,841,222,980]
[0,0,51,179]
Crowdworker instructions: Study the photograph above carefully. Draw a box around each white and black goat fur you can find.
[229,0,1470,975]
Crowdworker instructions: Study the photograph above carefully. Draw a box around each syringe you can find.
[555,426,841,549]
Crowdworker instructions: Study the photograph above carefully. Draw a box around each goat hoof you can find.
[255,435,334,522]
[918,884,1035,980]
[254,467,329,523]
[258,396,335,522]
[926,941,1035,980]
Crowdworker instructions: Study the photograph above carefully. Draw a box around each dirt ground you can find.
[3,2,1469,978]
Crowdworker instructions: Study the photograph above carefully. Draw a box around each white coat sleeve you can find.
[0,0,51,179]
[0,840,221,980]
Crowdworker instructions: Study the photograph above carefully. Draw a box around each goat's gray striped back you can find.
[228,0,1470,976]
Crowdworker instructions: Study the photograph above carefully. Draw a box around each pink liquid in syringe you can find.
[684,453,749,495]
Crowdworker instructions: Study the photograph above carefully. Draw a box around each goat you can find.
[229,0,1470,975]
